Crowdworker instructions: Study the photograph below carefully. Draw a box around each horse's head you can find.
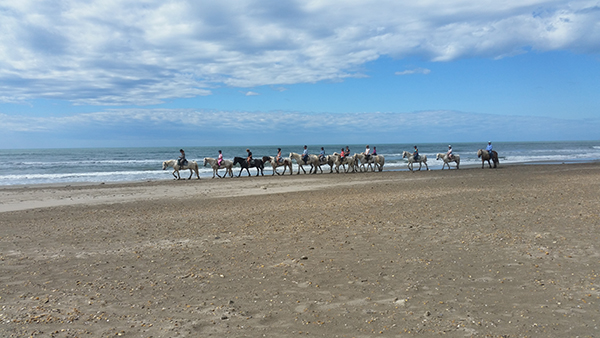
[162,161,169,170]
[402,151,408,158]
[203,158,208,166]
[436,153,442,160]
[262,156,271,163]
[477,149,482,158]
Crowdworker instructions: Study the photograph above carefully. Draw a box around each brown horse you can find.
[477,149,499,169]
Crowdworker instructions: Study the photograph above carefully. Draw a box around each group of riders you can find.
[176,141,497,168]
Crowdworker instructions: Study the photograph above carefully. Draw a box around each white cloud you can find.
[395,68,432,75]
[244,91,260,96]
[1,0,599,105]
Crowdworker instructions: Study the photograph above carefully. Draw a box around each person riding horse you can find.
[319,147,326,162]
[364,145,371,161]
[177,149,188,167]
[486,141,497,162]
[447,145,453,160]
[217,150,223,167]
[302,145,309,164]
[413,146,419,161]
[246,149,253,166]
[276,148,283,163]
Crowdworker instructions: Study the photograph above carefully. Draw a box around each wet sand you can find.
[1,163,599,337]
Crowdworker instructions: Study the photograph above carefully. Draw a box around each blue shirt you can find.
[486,144,493,152]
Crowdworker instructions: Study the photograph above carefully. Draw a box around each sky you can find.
[1,0,599,149]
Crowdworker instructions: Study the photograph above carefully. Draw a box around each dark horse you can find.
[477,149,499,169]
[233,157,264,177]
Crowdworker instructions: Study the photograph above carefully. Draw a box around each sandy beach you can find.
[1,163,599,337]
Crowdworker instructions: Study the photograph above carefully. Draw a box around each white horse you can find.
[162,159,200,180]
[289,152,319,174]
[203,157,233,178]
[354,154,385,172]
[402,151,429,171]
[332,153,356,173]
[262,156,293,175]
[310,155,336,174]
[436,153,460,169]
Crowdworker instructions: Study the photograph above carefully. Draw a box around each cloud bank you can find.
[1,0,599,105]
[2,110,598,148]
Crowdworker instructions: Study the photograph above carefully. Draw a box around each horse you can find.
[477,149,499,169]
[372,155,385,172]
[354,153,374,172]
[436,153,460,170]
[289,152,319,174]
[310,155,336,174]
[402,151,429,171]
[262,156,293,175]
[162,159,200,180]
[203,157,234,178]
[332,153,356,173]
[354,154,385,172]
[233,157,264,177]
[354,153,385,172]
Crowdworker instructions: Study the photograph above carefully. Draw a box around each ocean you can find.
[1,141,599,186]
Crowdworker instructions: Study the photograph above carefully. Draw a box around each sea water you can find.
[0,141,598,186]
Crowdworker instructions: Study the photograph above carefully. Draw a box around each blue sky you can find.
[1,0,599,148]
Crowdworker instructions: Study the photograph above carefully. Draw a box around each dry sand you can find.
[1,163,599,337]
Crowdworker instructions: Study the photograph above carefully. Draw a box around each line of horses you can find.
[161,149,499,179]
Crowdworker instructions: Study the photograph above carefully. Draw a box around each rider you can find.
[447,145,453,160]
[276,148,283,163]
[364,145,371,161]
[340,148,346,162]
[302,145,309,164]
[319,147,326,162]
[413,145,419,161]
[372,146,377,156]
[178,149,187,167]
[345,146,351,157]
[217,150,223,166]
[486,141,493,158]
[246,148,253,165]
